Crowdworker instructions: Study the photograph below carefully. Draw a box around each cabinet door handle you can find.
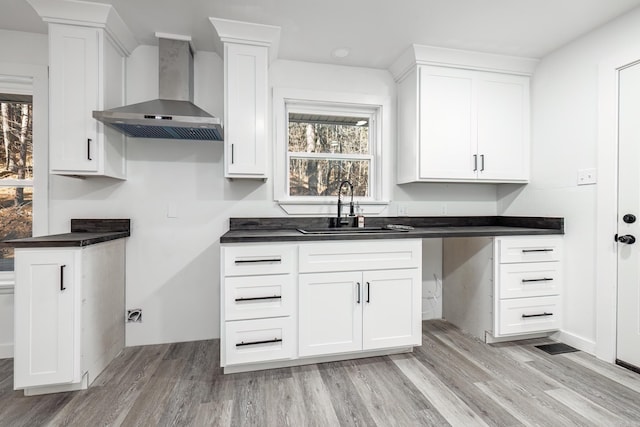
[234,258,282,264]
[522,312,553,318]
[473,154,478,171]
[60,265,66,291]
[357,282,361,304]
[87,138,92,161]
[522,249,553,253]
[521,278,554,283]
[480,154,485,171]
[366,282,370,303]
[234,295,281,302]
[231,143,234,164]
[236,338,282,347]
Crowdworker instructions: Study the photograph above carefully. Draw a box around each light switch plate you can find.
[577,168,597,185]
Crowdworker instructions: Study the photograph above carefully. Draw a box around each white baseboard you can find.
[0,343,13,359]
[554,330,596,355]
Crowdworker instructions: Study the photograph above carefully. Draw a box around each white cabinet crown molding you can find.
[209,17,281,62]
[26,0,137,56]
[389,44,539,82]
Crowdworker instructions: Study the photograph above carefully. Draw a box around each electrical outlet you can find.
[126,309,142,323]
[577,168,597,186]
[398,204,408,216]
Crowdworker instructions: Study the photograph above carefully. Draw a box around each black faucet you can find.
[337,180,355,227]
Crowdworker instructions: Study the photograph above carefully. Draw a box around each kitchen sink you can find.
[297,226,408,235]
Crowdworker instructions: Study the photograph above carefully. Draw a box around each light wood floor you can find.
[1,320,640,426]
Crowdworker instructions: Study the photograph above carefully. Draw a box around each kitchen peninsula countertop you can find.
[220,216,563,243]
[0,219,131,248]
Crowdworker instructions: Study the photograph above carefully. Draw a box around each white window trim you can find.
[273,87,391,215]
[0,63,49,289]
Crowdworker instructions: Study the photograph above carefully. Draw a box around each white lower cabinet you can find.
[220,239,422,372]
[443,235,563,342]
[298,239,422,358]
[14,240,125,394]
[14,250,80,388]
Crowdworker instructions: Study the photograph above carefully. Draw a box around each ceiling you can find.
[4,0,640,69]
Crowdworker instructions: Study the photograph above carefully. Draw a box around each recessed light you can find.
[332,48,350,58]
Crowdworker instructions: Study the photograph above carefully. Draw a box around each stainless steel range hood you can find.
[93,37,223,141]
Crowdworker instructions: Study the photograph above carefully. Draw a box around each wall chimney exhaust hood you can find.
[93,36,223,141]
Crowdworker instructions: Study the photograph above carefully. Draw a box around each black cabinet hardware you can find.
[235,258,281,264]
[623,214,636,224]
[236,338,282,347]
[366,282,370,303]
[522,312,553,318]
[357,282,361,304]
[521,278,554,283]
[615,234,636,244]
[473,154,478,171]
[231,143,234,164]
[522,249,553,253]
[480,154,485,171]
[60,265,66,291]
[87,138,92,161]
[234,295,281,302]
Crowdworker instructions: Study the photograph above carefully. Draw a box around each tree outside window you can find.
[287,112,372,199]
[0,95,33,271]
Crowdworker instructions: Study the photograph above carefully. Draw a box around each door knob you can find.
[623,214,637,224]
[616,234,636,244]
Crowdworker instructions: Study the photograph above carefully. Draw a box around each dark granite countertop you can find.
[220,216,563,244]
[0,219,130,248]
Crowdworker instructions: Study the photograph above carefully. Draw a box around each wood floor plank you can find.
[345,356,441,426]
[290,364,341,427]
[545,387,633,427]
[391,353,488,427]
[561,351,640,394]
[3,319,640,427]
[317,360,381,427]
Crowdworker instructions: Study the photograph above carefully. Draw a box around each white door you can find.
[362,269,422,350]
[617,61,640,370]
[14,249,80,388]
[298,271,362,357]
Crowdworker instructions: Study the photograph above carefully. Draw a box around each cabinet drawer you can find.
[498,262,561,299]
[224,317,294,366]
[223,245,295,276]
[299,239,421,273]
[224,274,293,321]
[496,296,560,336]
[498,237,562,264]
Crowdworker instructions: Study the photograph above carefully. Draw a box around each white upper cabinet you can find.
[29,0,136,178]
[210,17,281,180]
[223,43,268,178]
[394,45,534,184]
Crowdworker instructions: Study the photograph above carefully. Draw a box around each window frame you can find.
[0,64,49,286]
[273,88,390,215]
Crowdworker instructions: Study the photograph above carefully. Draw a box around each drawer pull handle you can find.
[522,312,553,318]
[357,282,361,304]
[522,278,554,283]
[522,249,553,253]
[234,258,282,264]
[235,295,281,302]
[236,338,282,347]
[60,265,66,291]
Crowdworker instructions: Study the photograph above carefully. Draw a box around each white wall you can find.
[3,30,500,347]
[499,7,640,353]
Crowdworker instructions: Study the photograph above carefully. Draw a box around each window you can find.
[274,89,391,215]
[288,112,372,198]
[0,95,33,271]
